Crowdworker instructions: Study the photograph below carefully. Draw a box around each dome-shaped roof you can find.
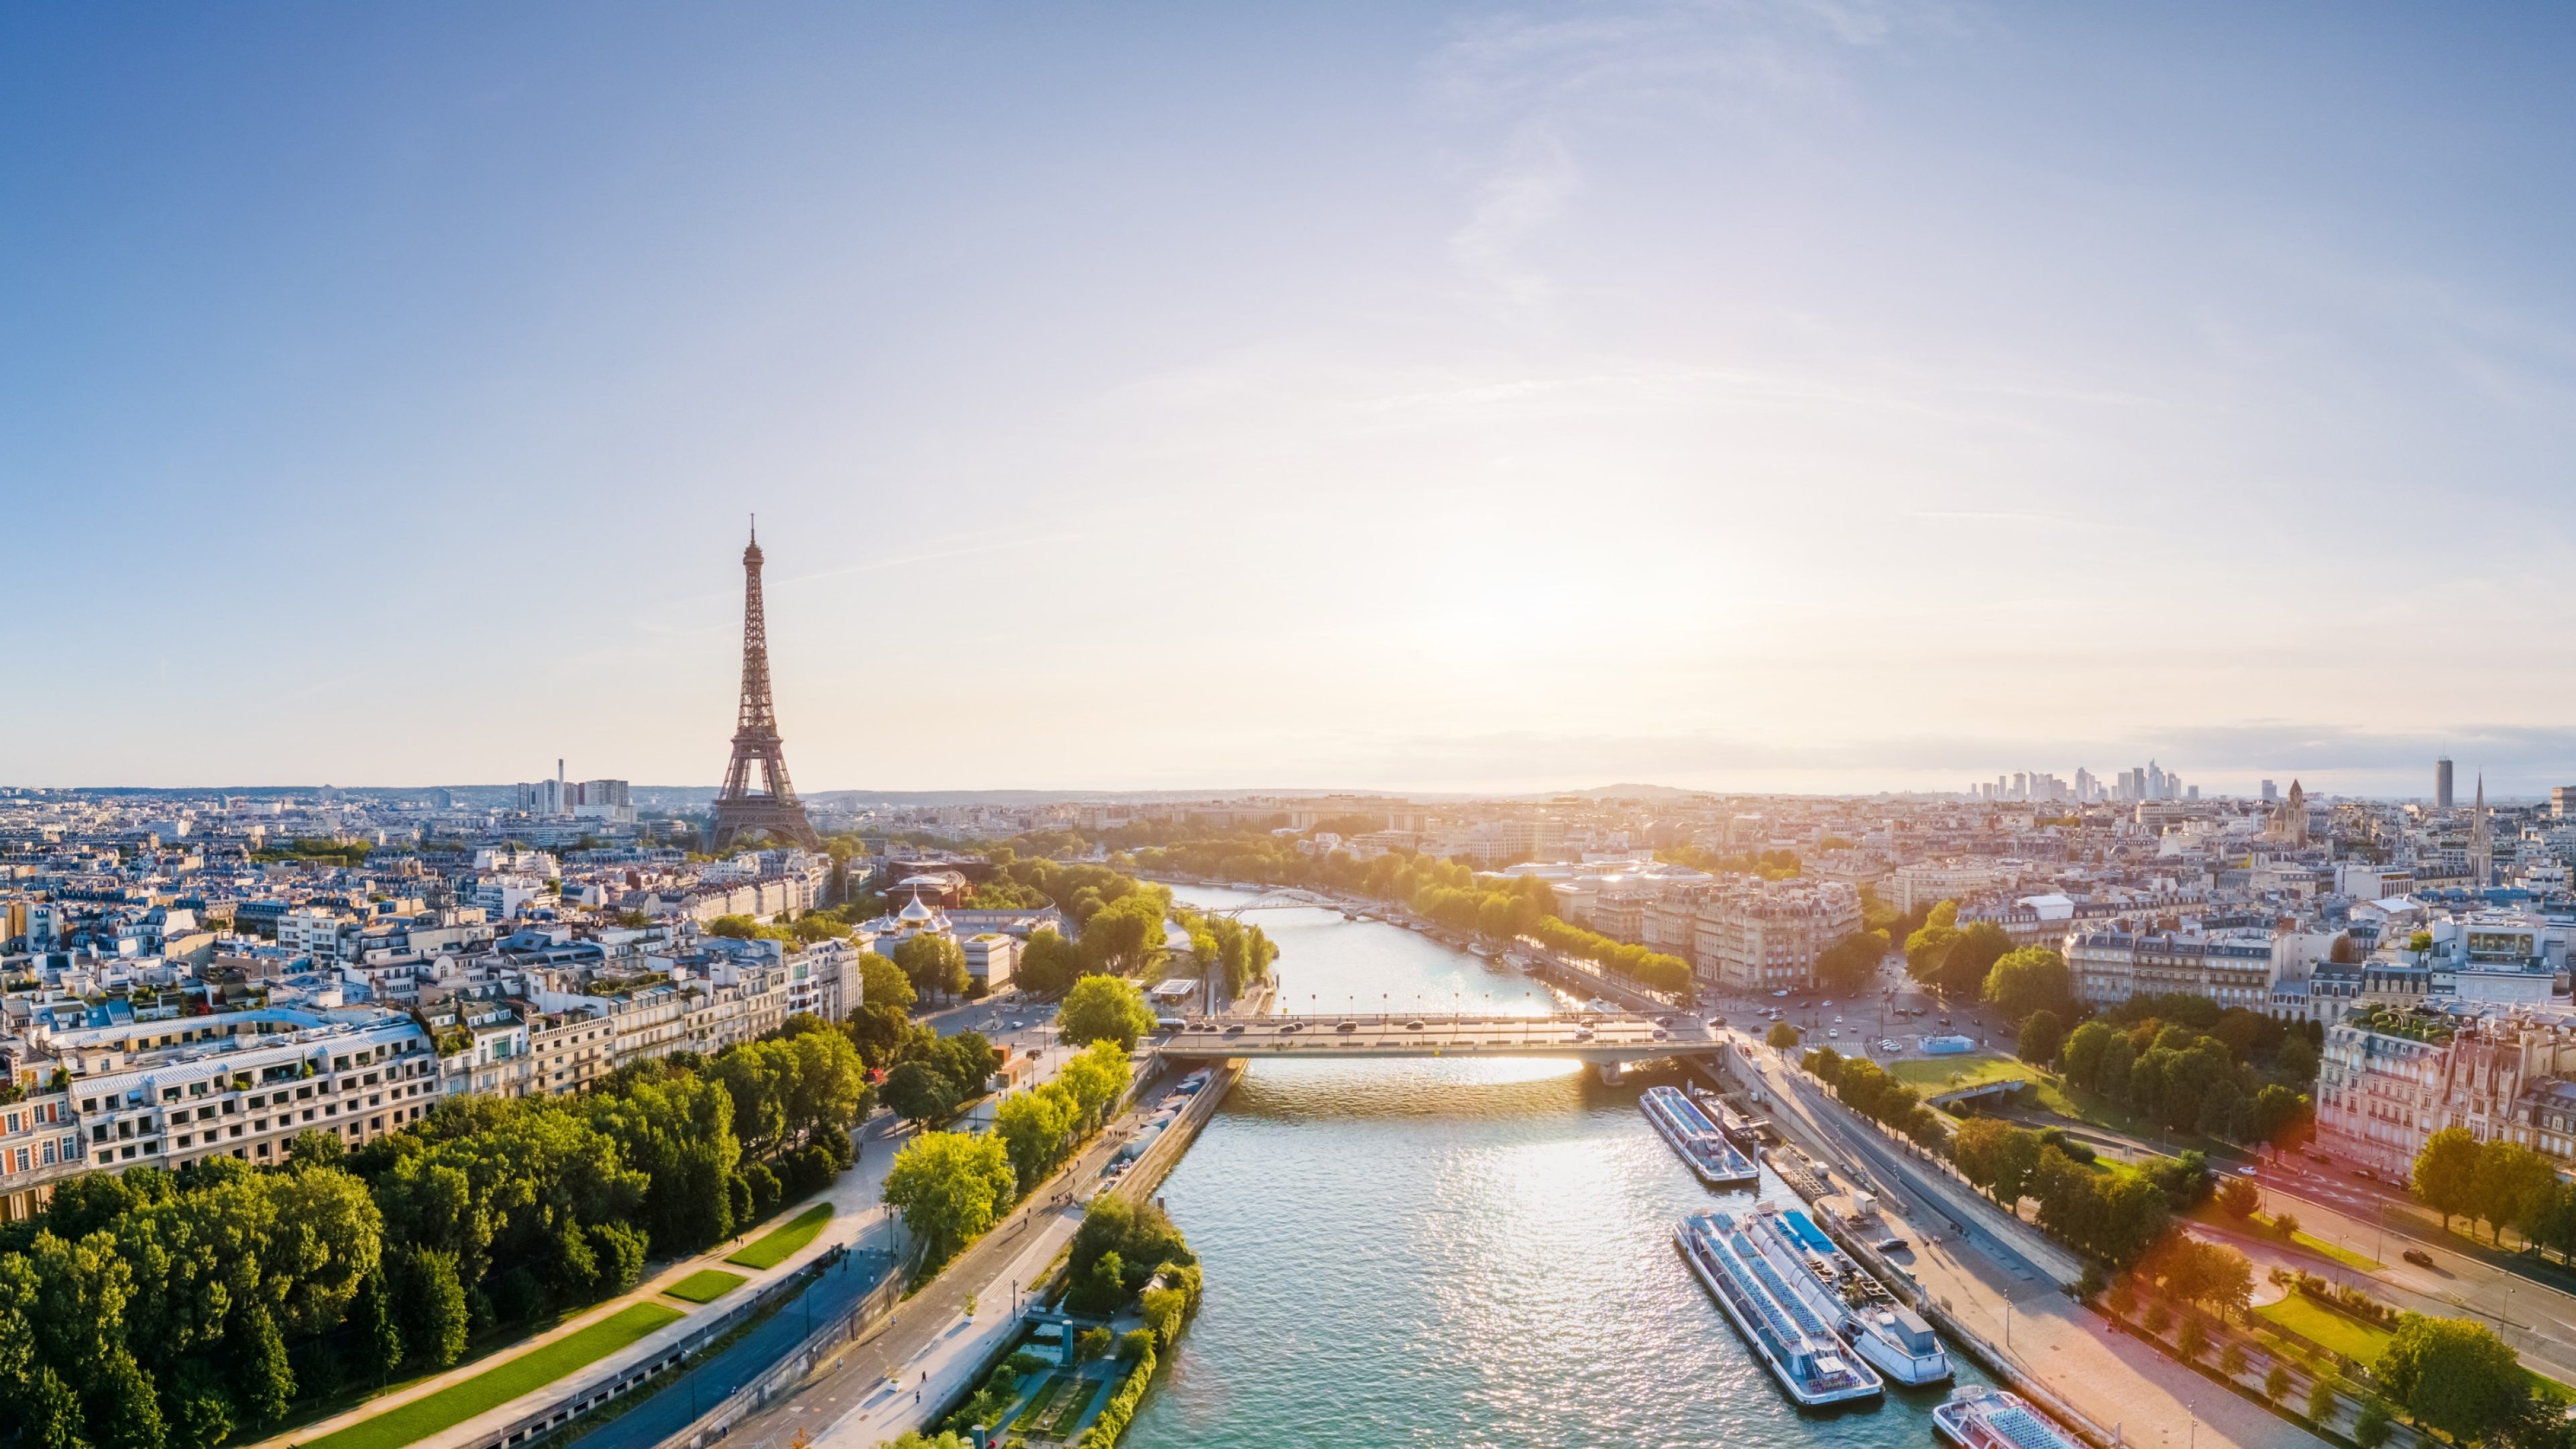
[897,897,934,922]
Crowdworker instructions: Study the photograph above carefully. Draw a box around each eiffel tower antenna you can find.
[711,523,820,849]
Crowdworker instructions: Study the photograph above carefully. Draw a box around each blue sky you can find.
[9,3,2576,797]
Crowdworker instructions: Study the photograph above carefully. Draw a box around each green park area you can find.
[1889,1053,2027,1095]
[663,1269,749,1303]
[728,1201,834,1269]
[2257,1293,2394,1362]
[306,1302,685,1449]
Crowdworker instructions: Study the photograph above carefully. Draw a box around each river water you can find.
[1121,885,1985,1449]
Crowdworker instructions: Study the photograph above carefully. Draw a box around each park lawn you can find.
[1888,1053,2031,1094]
[726,1202,834,1269]
[306,1302,685,1449]
[2257,1293,2394,1363]
[663,1269,748,1303]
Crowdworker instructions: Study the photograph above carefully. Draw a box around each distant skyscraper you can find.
[2261,780,2278,802]
[2437,756,2455,810]
[2470,773,2492,885]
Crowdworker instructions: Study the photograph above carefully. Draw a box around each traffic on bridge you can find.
[1153,1010,1728,1071]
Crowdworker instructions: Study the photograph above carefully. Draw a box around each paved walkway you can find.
[718,1044,1227,1449]
[262,992,1076,1449]
[1736,1040,2328,1449]
[259,1154,893,1449]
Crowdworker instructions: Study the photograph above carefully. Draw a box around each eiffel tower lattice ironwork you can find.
[711,525,820,850]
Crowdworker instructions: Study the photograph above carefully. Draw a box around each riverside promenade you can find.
[718,1053,1245,1449]
[257,1137,899,1449]
[1728,1037,2328,1449]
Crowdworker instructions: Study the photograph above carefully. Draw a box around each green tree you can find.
[2414,1127,2483,1232]
[2353,1399,2392,1449]
[1070,1250,1127,1316]
[2304,1372,2336,1424]
[2016,1010,2064,1066]
[881,1061,960,1128]
[586,1066,740,1252]
[1078,892,1169,977]
[2098,1032,2136,1099]
[351,1265,405,1383]
[1055,1042,1132,1127]
[164,1360,232,1449]
[893,934,971,1001]
[2472,1140,2557,1244]
[2221,1342,2245,1377]
[2247,1083,2308,1148]
[993,1086,1078,1191]
[1815,931,1889,994]
[1766,1022,1801,1050]
[1017,928,1082,996]
[881,1132,1017,1268]
[395,1247,469,1370]
[2060,1019,2117,1087]
[1931,921,2011,998]
[2374,1313,2528,1444]
[234,1302,293,1427]
[858,952,916,1014]
[1983,947,2074,1021]
[1058,975,1156,1051]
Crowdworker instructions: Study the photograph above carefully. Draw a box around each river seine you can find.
[1121,885,1986,1449]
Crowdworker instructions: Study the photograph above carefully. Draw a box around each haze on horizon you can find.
[9,4,2576,800]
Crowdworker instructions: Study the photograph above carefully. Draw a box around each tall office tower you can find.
[2470,774,2492,885]
[2075,767,2094,802]
[2556,786,2575,820]
[2437,757,2455,810]
[2261,780,2278,802]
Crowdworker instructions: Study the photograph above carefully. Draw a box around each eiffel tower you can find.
[710,524,821,850]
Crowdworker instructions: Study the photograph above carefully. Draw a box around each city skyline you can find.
[11,6,2576,796]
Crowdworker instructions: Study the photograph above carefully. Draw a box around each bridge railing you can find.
[1172,1010,1673,1029]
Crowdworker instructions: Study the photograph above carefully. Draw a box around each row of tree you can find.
[1171,911,1279,1001]
[2056,1014,2310,1145]
[881,1040,1135,1268]
[1801,1047,1947,1149]
[2411,1126,2576,1250]
[0,1015,873,1449]
[1945,1117,2206,1267]
[1526,916,1693,996]
[1120,832,1677,982]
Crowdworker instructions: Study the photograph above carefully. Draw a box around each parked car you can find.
[1334,1020,1359,1033]
[2402,1248,2435,1268]
[1404,1019,1426,1030]
[1873,1236,1907,1253]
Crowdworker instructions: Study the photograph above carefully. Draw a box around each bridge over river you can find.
[1152,1011,1726,1078]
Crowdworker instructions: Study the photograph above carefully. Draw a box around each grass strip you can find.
[2257,1294,2394,1363]
[663,1269,749,1303]
[1011,1373,1069,1431]
[306,1303,685,1449]
[726,1202,835,1269]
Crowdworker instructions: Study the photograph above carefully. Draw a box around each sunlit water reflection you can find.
[1119,886,1981,1449]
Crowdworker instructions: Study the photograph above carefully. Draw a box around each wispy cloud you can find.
[1449,126,1578,305]
[1424,0,1961,304]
